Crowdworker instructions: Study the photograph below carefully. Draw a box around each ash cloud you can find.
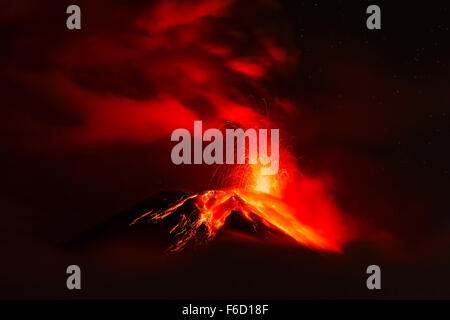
[2,0,298,151]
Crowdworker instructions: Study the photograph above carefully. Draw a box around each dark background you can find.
[1,0,450,299]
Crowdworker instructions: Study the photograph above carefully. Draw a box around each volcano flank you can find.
[65,190,295,253]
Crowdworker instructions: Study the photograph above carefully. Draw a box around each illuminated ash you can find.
[130,165,348,253]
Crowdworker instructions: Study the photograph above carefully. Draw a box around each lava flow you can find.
[130,155,351,253]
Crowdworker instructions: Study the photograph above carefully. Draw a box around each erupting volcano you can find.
[59,0,354,254]
[121,0,352,253]
[130,139,351,253]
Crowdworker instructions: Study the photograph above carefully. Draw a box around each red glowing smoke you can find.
[12,0,355,251]
[125,0,353,251]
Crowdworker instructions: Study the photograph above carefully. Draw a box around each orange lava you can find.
[130,162,350,253]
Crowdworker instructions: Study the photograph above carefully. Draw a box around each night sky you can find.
[1,0,450,299]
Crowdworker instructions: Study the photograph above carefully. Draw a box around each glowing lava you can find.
[130,161,349,253]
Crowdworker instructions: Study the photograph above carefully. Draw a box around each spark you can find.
[130,163,346,253]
